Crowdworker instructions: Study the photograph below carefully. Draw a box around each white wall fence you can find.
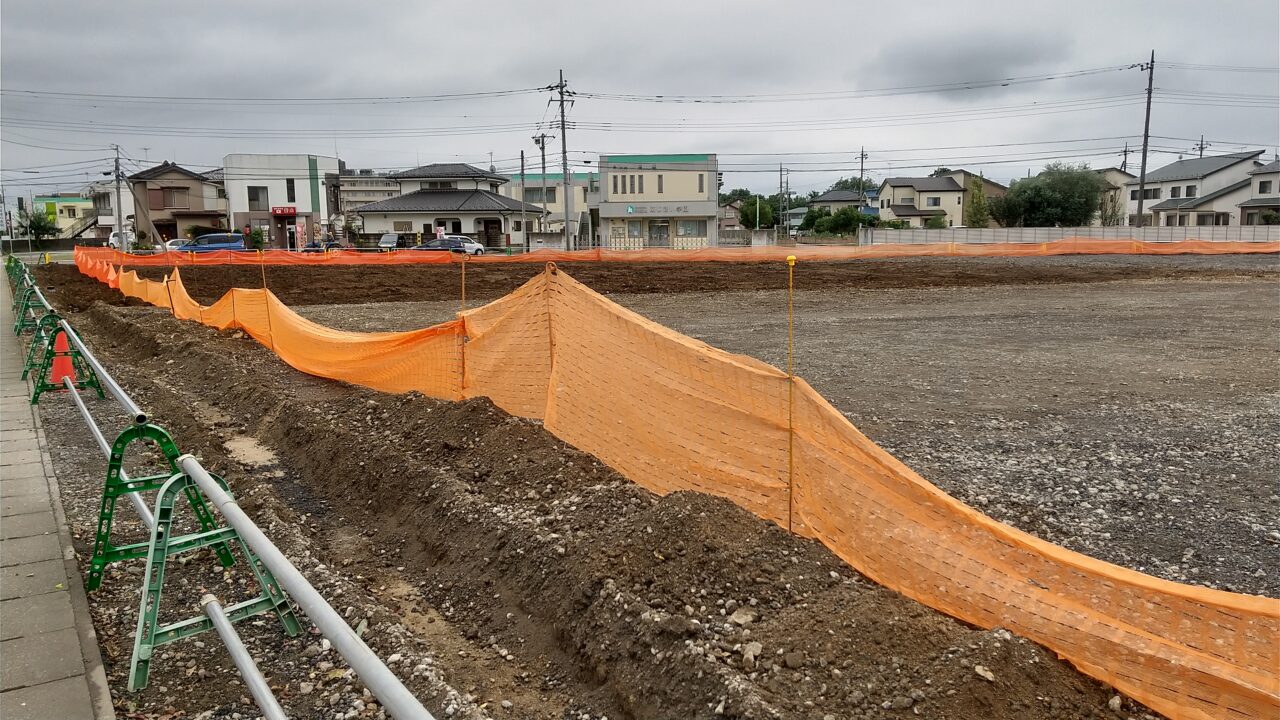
[856,225,1279,246]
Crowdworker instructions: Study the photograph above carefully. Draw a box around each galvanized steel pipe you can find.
[199,594,287,720]
[176,455,433,720]
[62,377,155,530]
[58,319,147,424]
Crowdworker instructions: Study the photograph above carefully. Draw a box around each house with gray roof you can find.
[1238,159,1279,226]
[1125,150,1265,226]
[876,170,1005,227]
[354,163,546,247]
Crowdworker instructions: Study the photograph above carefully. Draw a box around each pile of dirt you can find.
[111,254,1280,306]
[52,297,1144,719]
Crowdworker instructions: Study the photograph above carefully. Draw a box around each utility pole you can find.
[113,145,125,252]
[532,133,550,232]
[1193,135,1210,158]
[1135,50,1155,228]
[519,150,528,251]
[556,70,573,250]
[1121,142,1130,172]
[778,164,784,241]
[858,146,867,207]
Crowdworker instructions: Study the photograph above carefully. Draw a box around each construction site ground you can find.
[26,253,1280,720]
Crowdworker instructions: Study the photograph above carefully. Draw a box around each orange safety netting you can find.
[75,248,1280,720]
[75,237,1279,267]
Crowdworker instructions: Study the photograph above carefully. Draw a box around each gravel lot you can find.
[297,272,1280,598]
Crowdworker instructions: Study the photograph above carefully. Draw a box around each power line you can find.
[0,86,554,106]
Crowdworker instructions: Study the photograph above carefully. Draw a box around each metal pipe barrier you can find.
[61,376,155,530]
[59,319,147,424]
[177,454,433,720]
[199,594,287,720]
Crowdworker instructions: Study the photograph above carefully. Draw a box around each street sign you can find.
[271,206,297,216]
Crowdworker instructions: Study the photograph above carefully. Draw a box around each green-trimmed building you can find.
[596,154,719,249]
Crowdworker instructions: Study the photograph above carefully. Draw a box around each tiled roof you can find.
[812,189,866,203]
[1237,196,1280,208]
[883,177,963,192]
[353,189,544,214]
[1126,151,1264,185]
[888,204,946,217]
[1248,159,1280,175]
[128,161,209,182]
[389,163,507,182]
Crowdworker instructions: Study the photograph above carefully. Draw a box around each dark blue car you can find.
[179,232,246,252]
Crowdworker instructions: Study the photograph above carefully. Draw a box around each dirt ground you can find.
[21,255,1207,720]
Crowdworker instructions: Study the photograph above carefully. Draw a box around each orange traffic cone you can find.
[50,332,75,386]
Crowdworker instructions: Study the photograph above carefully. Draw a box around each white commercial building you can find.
[224,153,340,248]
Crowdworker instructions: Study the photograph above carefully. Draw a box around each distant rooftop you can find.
[389,163,507,182]
[1126,150,1264,185]
[600,154,713,165]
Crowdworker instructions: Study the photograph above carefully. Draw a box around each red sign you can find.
[271,206,297,216]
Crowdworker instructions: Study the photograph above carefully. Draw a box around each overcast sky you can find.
[3,0,1277,206]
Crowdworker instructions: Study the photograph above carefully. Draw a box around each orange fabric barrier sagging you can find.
[76,237,1279,268]
[77,248,1280,720]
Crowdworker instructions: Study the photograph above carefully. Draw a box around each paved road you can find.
[0,277,114,720]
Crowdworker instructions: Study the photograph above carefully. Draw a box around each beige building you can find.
[877,170,1005,227]
[338,171,399,220]
[497,172,597,234]
[718,200,743,231]
[597,154,719,248]
[1093,168,1136,226]
[1238,159,1279,225]
[810,189,871,214]
[31,193,95,238]
[127,161,228,243]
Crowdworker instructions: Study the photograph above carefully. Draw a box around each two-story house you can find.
[1126,150,1264,227]
[354,163,545,247]
[596,154,719,249]
[810,188,877,215]
[1092,168,1136,226]
[32,193,94,238]
[85,180,137,241]
[224,154,340,248]
[127,161,228,244]
[877,170,1005,227]
[1238,160,1279,225]
[718,200,743,231]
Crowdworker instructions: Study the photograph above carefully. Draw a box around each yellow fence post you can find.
[786,254,796,533]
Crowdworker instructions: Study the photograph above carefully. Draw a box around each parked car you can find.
[176,232,246,252]
[302,241,345,253]
[377,233,410,250]
[412,236,485,255]
[107,231,135,249]
[163,239,185,252]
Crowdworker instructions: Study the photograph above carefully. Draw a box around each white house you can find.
[1126,150,1265,226]
[1238,159,1279,225]
[224,153,340,248]
[85,180,136,241]
[354,163,545,248]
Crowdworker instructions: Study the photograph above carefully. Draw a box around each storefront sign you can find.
[271,206,297,216]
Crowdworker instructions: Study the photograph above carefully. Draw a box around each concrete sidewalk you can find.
[1,275,114,720]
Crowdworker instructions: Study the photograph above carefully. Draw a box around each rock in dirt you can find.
[974,664,996,682]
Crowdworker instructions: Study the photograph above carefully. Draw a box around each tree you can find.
[799,206,830,231]
[1098,191,1124,226]
[929,167,954,178]
[830,176,877,193]
[740,197,774,229]
[924,215,949,229]
[963,177,991,228]
[1260,211,1280,225]
[990,163,1109,228]
[719,187,753,206]
[16,208,58,247]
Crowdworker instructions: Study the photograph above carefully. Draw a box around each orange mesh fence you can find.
[77,248,1279,720]
[75,237,1279,268]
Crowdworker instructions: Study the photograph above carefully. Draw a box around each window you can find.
[217,187,227,199]
[1164,214,1175,226]
[627,220,642,238]
[957,195,962,205]
[582,187,588,203]
[393,221,412,232]
[513,220,522,231]
[698,174,705,193]
[1260,180,1273,194]
[1177,214,1188,226]
[65,207,77,218]
[1185,185,1196,198]
[638,175,644,193]
[490,183,500,193]
[1142,188,1160,200]
[926,196,940,207]
[426,181,456,189]
[1196,214,1213,226]
[523,187,556,204]
[612,175,618,195]
[1170,186,1181,199]
[247,186,269,211]
[286,178,296,203]
[900,196,914,205]
[629,175,635,194]
[1130,189,1139,201]
[676,219,708,237]
[657,175,664,194]
[163,188,189,208]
